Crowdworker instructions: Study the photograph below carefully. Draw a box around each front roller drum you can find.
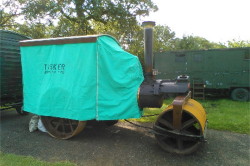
[41,116,86,139]
[154,98,206,155]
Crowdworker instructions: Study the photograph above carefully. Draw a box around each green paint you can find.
[154,48,250,89]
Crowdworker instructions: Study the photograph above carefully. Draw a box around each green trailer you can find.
[154,47,250,101]
[0,30,30,114]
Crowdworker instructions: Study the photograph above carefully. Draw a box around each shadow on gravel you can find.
[1,110,249,166]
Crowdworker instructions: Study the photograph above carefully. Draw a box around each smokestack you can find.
[142,21,155,81]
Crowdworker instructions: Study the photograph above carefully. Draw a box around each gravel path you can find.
[1,110,250,166]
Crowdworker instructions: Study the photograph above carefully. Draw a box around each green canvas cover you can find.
[20,35,144,120]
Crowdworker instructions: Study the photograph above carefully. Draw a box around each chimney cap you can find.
[142,21,156,28]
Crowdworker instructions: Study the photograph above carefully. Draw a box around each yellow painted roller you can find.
[154,96,207,155]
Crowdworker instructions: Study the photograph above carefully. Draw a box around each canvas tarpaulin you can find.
[20,35,144,120]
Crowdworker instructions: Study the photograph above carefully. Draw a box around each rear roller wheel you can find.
[154,109,204,155]
[41,116,86,139]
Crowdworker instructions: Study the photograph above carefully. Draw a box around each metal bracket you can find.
[172,91,191,130]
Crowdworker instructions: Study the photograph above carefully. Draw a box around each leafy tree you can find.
[123,24,176,65]
[0,0,21,29]
[93,21,145,62]
[2,0,158,40]
[153,25,176,52]
[227,39,250,48]
[17,0,157,36]
[93,23,177,64]
[173,35,226,50]
[51,16,89,37]
[14,22,54,38]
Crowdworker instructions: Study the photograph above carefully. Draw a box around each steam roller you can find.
[39,21,207,153]
[20,21,207,155]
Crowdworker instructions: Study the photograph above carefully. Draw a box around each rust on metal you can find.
[172,91,191,130]
[20,35,98,47]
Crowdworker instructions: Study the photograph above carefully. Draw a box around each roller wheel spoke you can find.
[68,120,74,132]
[182,118,196,130]
[158,118,174,130]
[54,121,61,130]
[177,138,184,150]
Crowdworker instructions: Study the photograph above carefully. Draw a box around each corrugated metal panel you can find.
[0,30,30,103]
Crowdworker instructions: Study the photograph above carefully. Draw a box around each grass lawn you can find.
[134,98,250,134]
[0,152,75,166]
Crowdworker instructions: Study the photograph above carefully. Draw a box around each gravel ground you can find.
[1,110,250,166]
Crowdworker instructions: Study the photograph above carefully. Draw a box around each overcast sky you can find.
[141,0,250,43]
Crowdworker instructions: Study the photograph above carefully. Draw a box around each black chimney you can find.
[142,21,155,81]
